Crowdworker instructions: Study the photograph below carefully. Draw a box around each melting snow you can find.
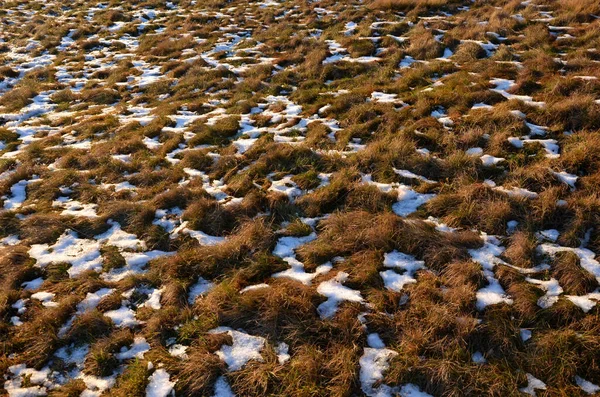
[380,251,425,292]
[3,176,39,210]
[95,220,146,251]
[316,272,364,318]
[102,250,174,282]
[4,364,52,397]
[213,376,235,397]
[21,277,44,291]
[52,198,99,217]
[468,234,513,310]
[538,244,600,283]
[276,342,290,364]
[525,277,563,308]
[520,329,532,342]
[29,231,102,277]
[209,327,266,371]
[575,376,600,395]
[490,78,545,107]
[552,170,577,189]
[104,304,139,327]
[146,368,175,397]
[359,346,398,397]
[565,291,600,313]
[519,373,546,396]
[240,283,270,293]
[30,291,57,307]
[116,336,150,360]
[188,277,215,304]
[362,175,435,216]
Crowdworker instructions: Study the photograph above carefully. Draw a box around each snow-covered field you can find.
[1,0,600,395]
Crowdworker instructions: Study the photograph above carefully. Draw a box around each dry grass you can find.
[371,0,456,11]
[551,251,598,295]
[1,0,599,395]
[0,86,37,111]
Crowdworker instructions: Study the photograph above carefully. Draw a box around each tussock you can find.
[1,0,599,395]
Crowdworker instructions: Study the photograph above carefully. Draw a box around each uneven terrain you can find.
[1,0,600,396]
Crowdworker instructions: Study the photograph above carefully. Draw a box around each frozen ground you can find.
[1,0,600,395]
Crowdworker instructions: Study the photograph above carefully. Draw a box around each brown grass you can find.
[1,0,600,395]
[372,0,456,11]
[551,251,599,295]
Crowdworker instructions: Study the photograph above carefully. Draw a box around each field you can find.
[1,0,600,395]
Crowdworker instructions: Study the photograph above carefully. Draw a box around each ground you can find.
[1,0,600,396]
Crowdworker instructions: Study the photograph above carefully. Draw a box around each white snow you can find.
[273,257,332,285]
[520,329,532,342]
[316,272,364,319]
[490,78,545,107]
[173,221,226,246]
[55,343,89,370]
[430,106,453,126]
[380,270,418,292]
[1,235,21,246]
[380,250,426,292]
[398,384,433,397]
[28,231,102,277]
[393,169,436,184]
[383,251,425,273]
[565,291,600,313]
[272,232,331,285]
[209,327,266,371]
[362,175,434,216]
[4,364,51,397]
[526,277,563,308]
[52,198,99,218]
[344,21,357,36]
[240,283,270,293]
[104,304,139,327]
[468,234,513,310]
[392,185,435,216]
[276,342,290,364]
[59,287,115,337]
[508,137,560,159]
[493,185,539,199]
[538,244,600,283]
[169,344,189,359]
[79,372,118,396]
[30,291,57,307]
[367,333,385,349]
[188,277,215,304]
[480,154,505,166]
[370,92,406,107]
[3,177,39,210]
[142,288,163,310]
[466,147,483,156]
[575,376,600,395]
[146,369,175,397]
[552,170,577,189]
[472,351,487,364]
[519,373,546,396]
[95,220,146,251]
[213,376,235,397]
[116,336,150,360]
[12,299,27,314]
[79,288,114,312]
[359,347,398,397]
[268,175,302,200]
[102,250,174,282]
[537,229,559,242]
[273,233,317,258]
[21,277,44,291]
